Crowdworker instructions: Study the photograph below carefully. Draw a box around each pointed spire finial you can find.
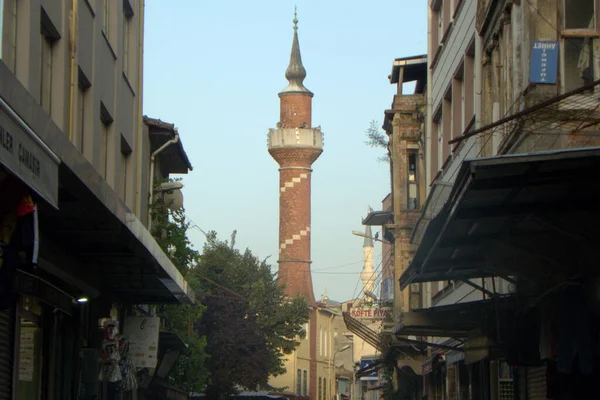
[293,6,298,32]
[280,7,312,94]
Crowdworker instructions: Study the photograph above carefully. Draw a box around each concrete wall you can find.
[1,0,145,216]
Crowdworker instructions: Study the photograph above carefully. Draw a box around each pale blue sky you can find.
[143,1,427,301]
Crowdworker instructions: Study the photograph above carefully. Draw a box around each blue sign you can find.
[530,41,558,84]
[359,359,378,380]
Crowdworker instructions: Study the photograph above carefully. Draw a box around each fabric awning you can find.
[400,147,600,291]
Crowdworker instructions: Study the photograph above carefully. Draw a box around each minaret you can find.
[360,223,376,297]
[268,9,323,304]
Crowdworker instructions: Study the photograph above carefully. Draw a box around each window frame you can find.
[303,369,308,396]
[560,0,600,94]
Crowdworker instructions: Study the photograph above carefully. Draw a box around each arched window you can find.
[318,377,322,400]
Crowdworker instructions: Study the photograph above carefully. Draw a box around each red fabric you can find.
[0,175,35,216]
[16,195,35,216]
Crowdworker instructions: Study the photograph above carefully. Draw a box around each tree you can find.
[192,233,309,399]
[151,187,209,392]
[365,120,390,163]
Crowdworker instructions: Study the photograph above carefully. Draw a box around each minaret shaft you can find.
[267,11,322,304]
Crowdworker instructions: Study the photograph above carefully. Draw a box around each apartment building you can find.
[0,1,193,399]
[396,0,600,399]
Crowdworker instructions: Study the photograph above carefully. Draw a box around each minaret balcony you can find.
[267,127,324,150]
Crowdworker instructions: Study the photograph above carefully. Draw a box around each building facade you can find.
[395,0,600,399]
[0,1,193,399]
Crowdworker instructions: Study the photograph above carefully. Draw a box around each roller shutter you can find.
[0,308,15,399]
[526,365,546,400]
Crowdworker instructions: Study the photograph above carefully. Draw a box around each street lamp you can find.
[330,344,351,400]
[352,230,391,245]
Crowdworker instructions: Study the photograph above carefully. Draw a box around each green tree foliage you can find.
[192,232,309,399]
[151,190,209,392]
[365,120,390,163]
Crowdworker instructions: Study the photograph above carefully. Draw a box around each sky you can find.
[143,1,427,302]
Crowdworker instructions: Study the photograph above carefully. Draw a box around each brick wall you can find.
[279,92,313,128]
[269,147,322,303]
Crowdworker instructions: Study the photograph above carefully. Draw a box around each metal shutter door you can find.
[0,309,14,399]
[526,366,546,400]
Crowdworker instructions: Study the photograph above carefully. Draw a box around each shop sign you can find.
[124,316,160,368]
[18,328,36,381]
[0,102,59,208]
[530,41,558,84]
[349,306,391,320]
[359,359,379,381]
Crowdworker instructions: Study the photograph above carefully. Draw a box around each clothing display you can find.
[98,322,138,391]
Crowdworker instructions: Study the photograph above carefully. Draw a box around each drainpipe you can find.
[328,312,335,400]
[147,131,179,231]
[134,0,145,215]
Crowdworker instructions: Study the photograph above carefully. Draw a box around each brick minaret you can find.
[268,11,323,304]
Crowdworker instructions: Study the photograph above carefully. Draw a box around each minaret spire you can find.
[282,7,312,94]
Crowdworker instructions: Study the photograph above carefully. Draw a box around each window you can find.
[438,8,444,43]
[565,0,594,29]
[40,8,60,114]
[100,102,113,179]
[318,378,322,400]
[120,134,132,203]
[122,1,134,76]
[408,153,417,182]
[338,378,349,396]
[103,0,110,35]
[324,327,328,357]
[297,369,302,395]
[562,0,598,92]
[323,378,327,400]
[408,151,418,210]
[303,370,308,396]
[564,38,594,91]
[77,68,91,153]
[40,34,52,113]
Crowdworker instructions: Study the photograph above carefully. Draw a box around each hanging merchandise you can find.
[98,322,139,391]
[99,322,123,383]
[116,337,138,391]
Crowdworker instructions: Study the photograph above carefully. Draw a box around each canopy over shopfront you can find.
[0,62,194,305]
[400,146,600,294]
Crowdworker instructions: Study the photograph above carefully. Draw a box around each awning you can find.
[400,147,600,291]
[0,61,194,304]
[362,210,393,226]
[394,299,513,338]
[0,96,59,208]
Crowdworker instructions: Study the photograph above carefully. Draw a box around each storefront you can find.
[400,148,600,399]
[0,61,193,399]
